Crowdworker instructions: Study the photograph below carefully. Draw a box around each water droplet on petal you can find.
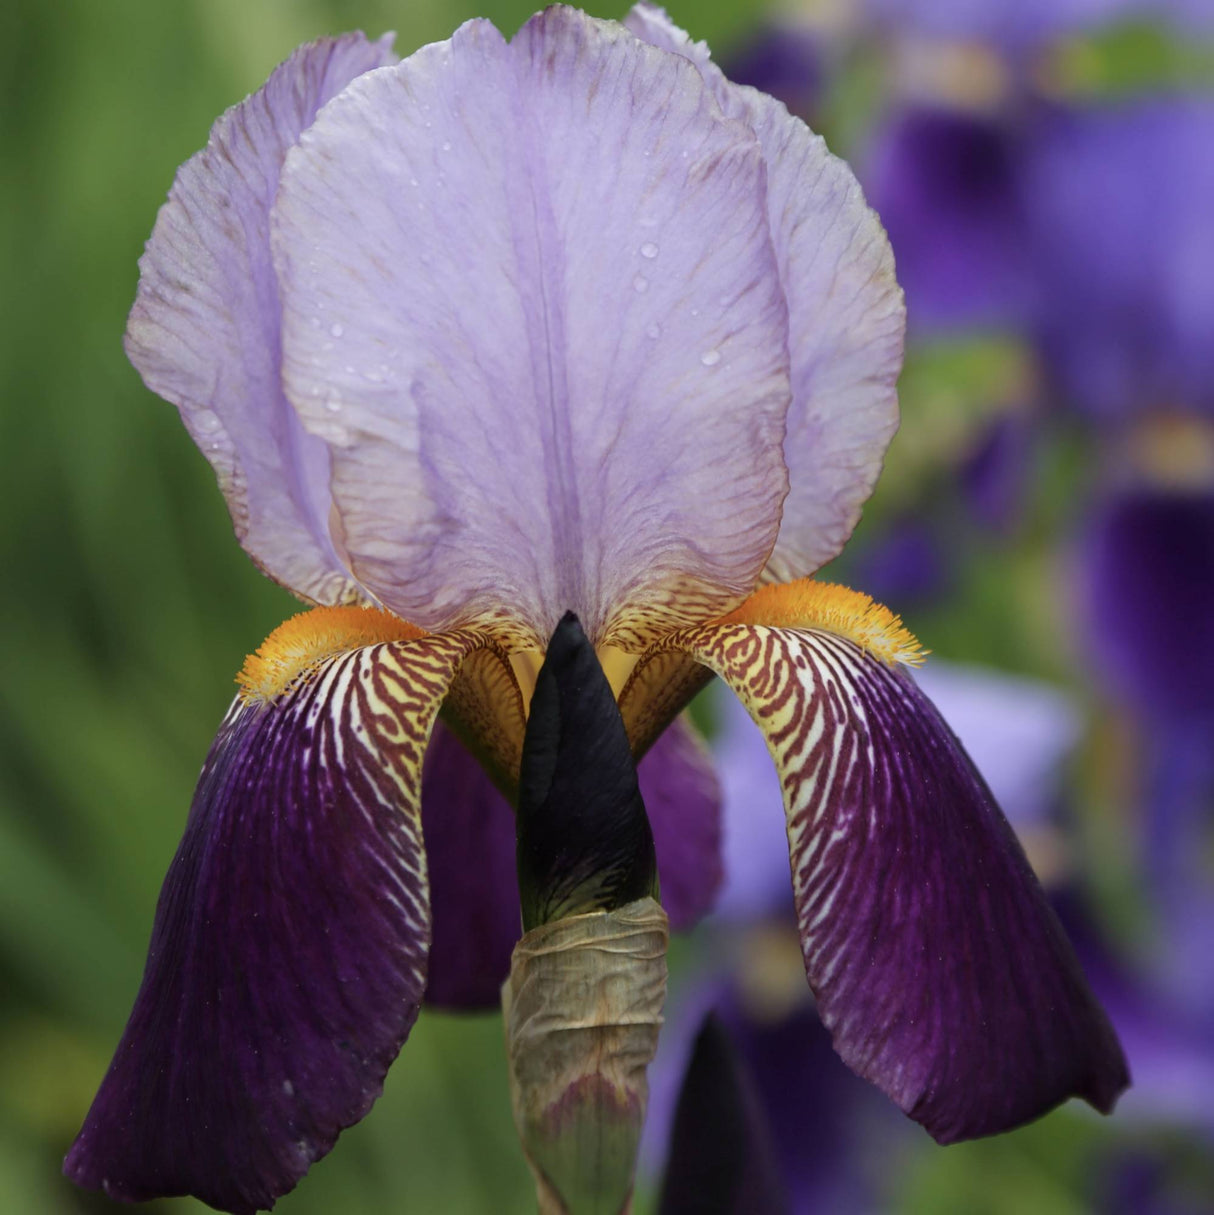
[329,322,344,338]
[640,242,659,260]
[700,349,721,367]
[324,390,343,414]
[632,274,648,293]
[646,322,661,340]
[194,409,222,435]
[441,140,452,151]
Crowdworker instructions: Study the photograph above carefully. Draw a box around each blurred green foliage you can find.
[1,1,1210,1212]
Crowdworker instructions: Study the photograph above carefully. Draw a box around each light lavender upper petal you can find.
[125,34,396,604]
[273,8,792,648]
[626,4,905,580]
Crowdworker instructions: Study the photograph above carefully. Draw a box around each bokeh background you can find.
[2,0,1212,1211]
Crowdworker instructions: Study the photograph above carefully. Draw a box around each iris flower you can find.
[66,5,1127,1213]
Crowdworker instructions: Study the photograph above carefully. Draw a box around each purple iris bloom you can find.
[65,5,1125,1212]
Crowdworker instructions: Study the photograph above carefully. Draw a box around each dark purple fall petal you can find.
[642,716,724,931]
[125,33,395,605]
[65,635,483,1212]
[420,721,522,1009]
[674,622,1130,1143]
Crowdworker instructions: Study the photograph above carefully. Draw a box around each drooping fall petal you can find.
[125,33,396,605]
[65,624,489,1213]
[273,7,792,648]
[420,721,522,1009]
[626,4,904,580]
[653,581,1129,1142]
[643,716,724,930]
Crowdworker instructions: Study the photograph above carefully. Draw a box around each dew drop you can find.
[700,349,721,367]
[441,140,452,152]
[324,390,343,414]
[194,409,222,434]
[329,322,344,338]
[639,242,659,260]
[646,322,661,340]
[632,274,649,293]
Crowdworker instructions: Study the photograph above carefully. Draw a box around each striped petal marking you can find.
[65,608,497,1214]
[657,580,1129,1143]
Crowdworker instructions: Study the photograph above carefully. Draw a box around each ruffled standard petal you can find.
[65,625,490,1213]
[649,580,1129,1142]
[274,8,791,649]
[125,33,396,605]
[626,5,904,579]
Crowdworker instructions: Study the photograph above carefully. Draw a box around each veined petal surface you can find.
[274,7,791,648]
[660,617,1129,1142]
[65,630,486,1213]
[626,4,904,579]
[125,34,395,604]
